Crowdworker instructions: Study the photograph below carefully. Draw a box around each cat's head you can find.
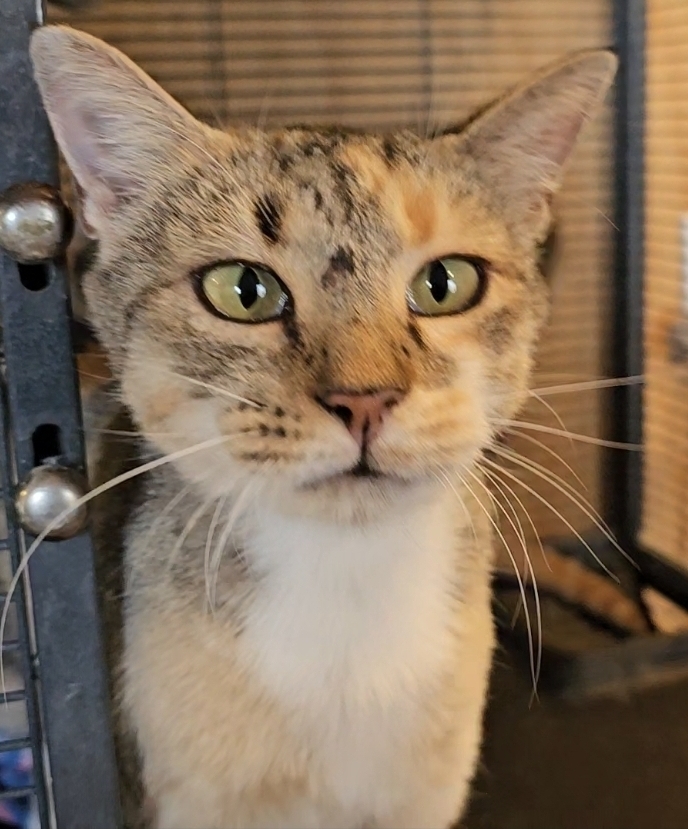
[31,26,616,522]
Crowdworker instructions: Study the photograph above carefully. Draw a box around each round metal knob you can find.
[0,183,72,264]
[15,465,89,540]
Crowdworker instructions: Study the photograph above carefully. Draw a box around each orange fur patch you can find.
[77,342,111,396]
[339,144,389,197]
[143,387,186,428]
[401,184,437,247]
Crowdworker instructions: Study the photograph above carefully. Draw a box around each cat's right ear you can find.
[30,25,207,235]
[436,50,617,243]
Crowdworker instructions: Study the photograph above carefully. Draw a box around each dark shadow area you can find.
[465,646,688,829]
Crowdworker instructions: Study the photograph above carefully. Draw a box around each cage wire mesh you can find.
[0,3,122,826]
[50,0,619,593]
[0,391,44,829]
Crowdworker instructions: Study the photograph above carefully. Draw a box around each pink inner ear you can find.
[53,101,139,225]
[540,114,584,168]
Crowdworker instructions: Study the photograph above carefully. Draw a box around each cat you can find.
[30,25,616,829]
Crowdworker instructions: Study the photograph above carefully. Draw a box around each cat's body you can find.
[85,256,495,829]
[31,26,616,829]
[95,447,492,829]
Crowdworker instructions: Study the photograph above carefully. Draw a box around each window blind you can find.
[640,0,688,567]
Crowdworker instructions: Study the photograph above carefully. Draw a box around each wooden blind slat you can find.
[640,0,688,565]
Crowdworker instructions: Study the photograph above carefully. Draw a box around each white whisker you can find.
[209,479,261,612]
[532,375,644,396]
[503,428,586,491]
[85,428,183,439]
[499,419,642,451]
[462,465,542,693]
[480,461,550,572]
[481,456,623,583]
[159,368,262,409]
[432,471,477,541]
[594,206,619,231]
[0,434,230,698]
[442,468,538,693]
[134,483,193,584]
[166,497,217,577]
[204,496,228,614]
[493,443,617,543]
[527,391,575,452]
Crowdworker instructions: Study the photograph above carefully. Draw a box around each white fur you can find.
[127,479,492,829]
[236,486,476,819]
[242,490,457,706]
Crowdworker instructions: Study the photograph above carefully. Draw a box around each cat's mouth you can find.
[347,456,382,479]
[302,454,410,491]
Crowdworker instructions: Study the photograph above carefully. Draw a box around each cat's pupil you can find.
[428,261,450,303]
[237,267,262,309]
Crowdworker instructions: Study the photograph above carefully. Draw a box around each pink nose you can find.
[318,388,405,448]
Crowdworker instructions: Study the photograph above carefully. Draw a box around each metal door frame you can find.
[0,2,121,826]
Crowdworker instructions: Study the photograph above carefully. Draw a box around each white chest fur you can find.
[128,484,491,828]
[238,490,463,808]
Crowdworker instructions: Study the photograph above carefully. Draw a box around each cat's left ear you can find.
[30,25,209,236]
[438,50,617,242]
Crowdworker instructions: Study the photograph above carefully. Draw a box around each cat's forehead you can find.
[191,128,422,273]
[268,126,424,172]
[261,127,423,239]
[217,127,466,265]
[157,125,511,294]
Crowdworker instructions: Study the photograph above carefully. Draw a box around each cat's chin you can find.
[267,469,436,525]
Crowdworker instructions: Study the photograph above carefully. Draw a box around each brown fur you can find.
[33,25,616,829]
[494,544,651,634]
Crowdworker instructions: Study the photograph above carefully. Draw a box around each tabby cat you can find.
[30,25,616,829]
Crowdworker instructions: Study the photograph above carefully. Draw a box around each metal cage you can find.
[0,2,120,826]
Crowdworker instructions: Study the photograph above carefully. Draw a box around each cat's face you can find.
[31,27,616,521]
[96,128,546,518]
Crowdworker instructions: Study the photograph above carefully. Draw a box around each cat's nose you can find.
[317,388,406,448]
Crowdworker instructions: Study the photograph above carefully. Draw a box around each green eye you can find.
[201,262,288,322]
[407,257,484,317]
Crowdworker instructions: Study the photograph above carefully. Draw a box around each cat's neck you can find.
[234,484,471,705]
[244,484,459,587]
